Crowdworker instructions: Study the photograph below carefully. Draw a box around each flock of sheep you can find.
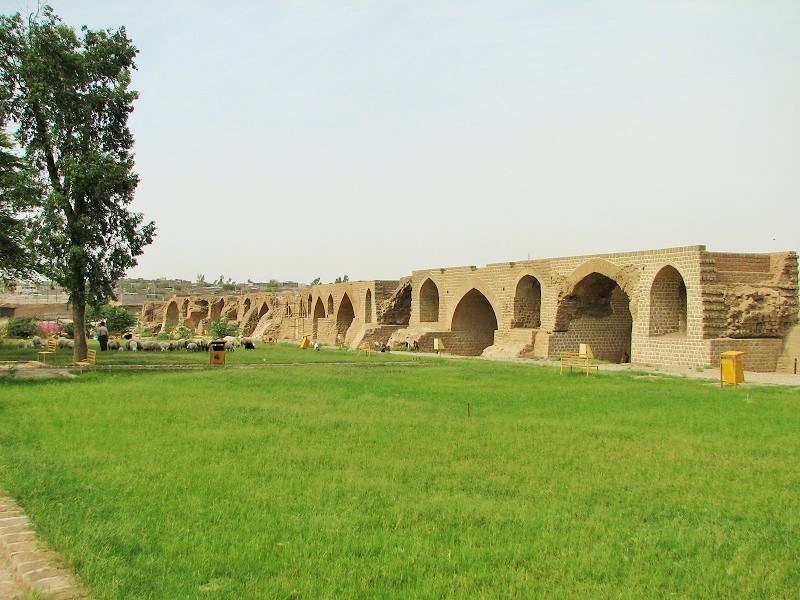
[18,335,257,352]
[119,335,257,352]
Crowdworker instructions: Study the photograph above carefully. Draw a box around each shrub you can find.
[38,321,63,337]
[173,325,194,340]
[87,305,137,334]
[5,316,39,338]
[103,305,137,333]
[209,317,239,339]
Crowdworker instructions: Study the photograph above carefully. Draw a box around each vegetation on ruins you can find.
[0,6,155,362]
[208,316,239,339]
[0,353,797,597]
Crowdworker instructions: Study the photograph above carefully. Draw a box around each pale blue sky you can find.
[4,1,799,282]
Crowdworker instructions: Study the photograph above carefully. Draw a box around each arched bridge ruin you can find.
[140,246,799,372]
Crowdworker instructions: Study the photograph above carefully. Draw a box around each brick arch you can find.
[327,294,334,315]
[446,277,501,330]
[512,274,542,328]
[165,300,179,328]
[560,258,637,300]
[552,270,632,362]
[364,288,373,323]
[450,288,499,355]
[419,278,440,323]
[336,292,355,338]
[649,264,688,336]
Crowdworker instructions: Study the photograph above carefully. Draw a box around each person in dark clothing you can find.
[97,321,109,351]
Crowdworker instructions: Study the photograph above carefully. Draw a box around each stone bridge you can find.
[141,245,799,372]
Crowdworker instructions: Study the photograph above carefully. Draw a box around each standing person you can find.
[97,321,109,352]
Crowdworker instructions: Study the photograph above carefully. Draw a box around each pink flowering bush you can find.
[38,321,63,337]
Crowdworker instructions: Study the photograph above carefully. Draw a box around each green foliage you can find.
[310,277,321,286]
[173,325,194,340]
[208,317,239,339]
[264,279,281,292]
[333,275,349,284]
[63,321,74,338]
[0,6,155,354]
[195,274,206,285]
[0,133,39,284]
[86,304,136,333]
[4,316,39,338]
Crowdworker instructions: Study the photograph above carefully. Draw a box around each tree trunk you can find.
[72,301,88,362]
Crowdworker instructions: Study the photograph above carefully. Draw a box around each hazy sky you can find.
[4,1,799,283]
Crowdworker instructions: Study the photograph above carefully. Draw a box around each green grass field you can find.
[0,338,411,365]
[0,348,798,598]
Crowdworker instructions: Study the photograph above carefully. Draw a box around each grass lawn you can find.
[0,354,798,598]
[0,338,411,366]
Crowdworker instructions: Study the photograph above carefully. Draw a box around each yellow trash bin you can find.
[210,340,226,365]
[720,351,745,387]
[300,336,310,350]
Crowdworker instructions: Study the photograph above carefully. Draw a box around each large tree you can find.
[0,131,37,285]
[0,6,155,360]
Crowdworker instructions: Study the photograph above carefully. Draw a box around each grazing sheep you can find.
[222,336,240,347]
[67,340,74,349]
[158,342,169,351]
[142,340,162,352]
[128,339,139,351]
[242,337,256,350]
[224,341,236,352]
[108,340,121,351]
[17,340,29,348]
[57,337,71,349]
[197,339,209,351]
[186,342,199,352]
[31,336,44,347]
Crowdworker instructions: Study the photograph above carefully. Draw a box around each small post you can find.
[794,357,797,375]
[467,402,471,417]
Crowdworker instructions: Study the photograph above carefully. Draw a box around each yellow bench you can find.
[37,339,57,365]
[72,349,97,372]
[559,352,599,377]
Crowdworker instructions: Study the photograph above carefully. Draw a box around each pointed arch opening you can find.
[312,297,325,337]
[165,301,179,329]
[512,275,541,328]
[327,294,334,315]
[552,272,632,362]
[258,301,270,320]
[364,289,373,323]
[419,279,440,323]
[336,293,355,340]
[243,298,251,314]
[210,298,224,320]
[650,266,687,336]
[450,289,498,355]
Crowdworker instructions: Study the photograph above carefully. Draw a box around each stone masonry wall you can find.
[139,246,798,371]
